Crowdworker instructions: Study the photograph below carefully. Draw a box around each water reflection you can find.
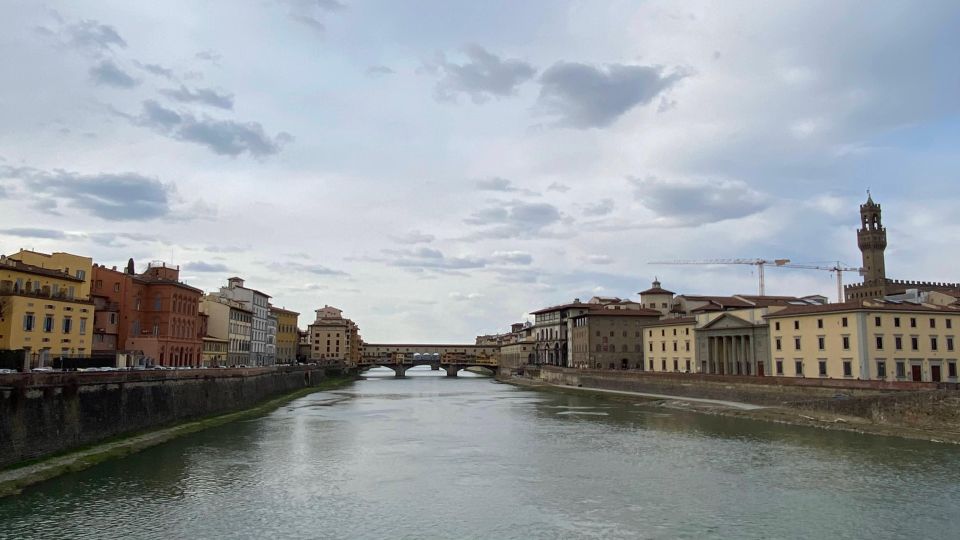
[1,376,958,540]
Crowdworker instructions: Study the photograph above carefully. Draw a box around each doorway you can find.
[911,364,922,382]
[757,362,764,377]
[931,364,941,382]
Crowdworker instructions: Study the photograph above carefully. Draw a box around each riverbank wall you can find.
[0,366,327,468]
[513,366,960,433]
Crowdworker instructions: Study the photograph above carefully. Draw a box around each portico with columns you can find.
[695,313,771,376]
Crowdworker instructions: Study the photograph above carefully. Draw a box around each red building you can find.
[91,259,203,367]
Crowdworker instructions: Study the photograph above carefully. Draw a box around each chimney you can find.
[126,258,135,275]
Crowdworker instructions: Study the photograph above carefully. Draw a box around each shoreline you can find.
[0,375,356,499]
[499,376,960,445]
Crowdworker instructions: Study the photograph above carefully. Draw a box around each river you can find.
[1,368,959,539]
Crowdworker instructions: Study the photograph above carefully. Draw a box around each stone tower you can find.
[857,192,887,285]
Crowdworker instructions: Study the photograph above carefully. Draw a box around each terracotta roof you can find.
[1,259,84,282]
[571,309,662,319]
[765,300,960,318]
[680,295,755,308]
[529,301,599,315]
[646,316,697,326]
[639,285,675,295]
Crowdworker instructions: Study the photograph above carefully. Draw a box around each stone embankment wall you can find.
[530,367,960,430]
[0,366,326,468]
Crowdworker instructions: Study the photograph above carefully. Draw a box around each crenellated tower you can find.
[857,192,887,285]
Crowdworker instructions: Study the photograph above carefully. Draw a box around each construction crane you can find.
[771,262,862,303]
[648,259,792,296]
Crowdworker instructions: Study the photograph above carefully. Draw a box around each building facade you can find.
[200,294,252,367]
[569,310,661,370]
[217,277,272,366]
[767,300,960,382]
[531,300,595,367]
[0,255,93,367]
[91,260,203,367]
[644,317,697,373]
[308,305,361,366]
[271,307,300,364]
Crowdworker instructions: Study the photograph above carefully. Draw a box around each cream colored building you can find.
[638,279,676,317]
[499,324,534,372]
[308,305,361,366]
[643,317,697,373]
[766,300,960,382]
[200,294,252,366]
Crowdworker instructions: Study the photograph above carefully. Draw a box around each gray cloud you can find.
[268,261,348,276]
[0,165,171,220]
[547,182,570,193]
[464,200,562,238]
[384,247,487,271]
[366,65,395,76]
[0,227,68,239]
[160,85,234,110]
[195,50,221,63]
[491,250,533,265]
[85,232,158,247]
[474,177,537,195]
[136,100,292,157]
[432,45,536,103]
[583,254,613,265]
[630,176,769,226]
[89,60,139,88]
[183,261,231,272]
[389,230,435,244]
[284,0,346,33]
[538,62,686,128]
[583,198,615,217]
[135,61,175,79]
[59,18,127,53]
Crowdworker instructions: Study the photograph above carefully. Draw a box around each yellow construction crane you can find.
[648,258,792,296]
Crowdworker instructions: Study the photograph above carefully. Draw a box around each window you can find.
[775,322,780,331]
[895,336,903,350]
[648,342,653,352]
[795,360,804,376]
[79,318,87,335]
[595,345,601,352]
[685,341,690,352]
[673,359,679,371]
[930,318,936,329]
[776,360,783,375]
[817,319,823,329]
[23,313,35,331]
[818,336,825,350]
[877,360,886,379]
[910,317,917,328]
[673,342,678,352]
[661,360,666,371]
[794,337,801,350]
[661,343,666,352]
[948,319,953,329]
[911,337,919,351]
[876,336,884,350]
[842,317,848,328]
[43,315,54,333]
[931,337,938,351]
[819,360,827,376]
[948,337,955,352]
[949,362,957,379]
[896,361,906,379]
[842,336,850,350]
[843,361,852,377]
[685,360,691,372]
[874,316,881,327]
[894,317,901,328]
[62,317,72,334]
[793,321,800,330]
[775,337,782,351]
[114,283,120,292]
[76,269,86,281]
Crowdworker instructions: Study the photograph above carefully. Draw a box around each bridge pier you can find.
[444,365,459,378]
[393,365,408,378]
[431,363,440,371]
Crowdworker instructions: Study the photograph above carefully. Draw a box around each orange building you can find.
[91,259,203,367]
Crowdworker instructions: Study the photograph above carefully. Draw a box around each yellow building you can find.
[643,317,697,373]
[0,255,94,367]
[270,306,300,364]
[308,305,361,367]
[766,300,960,382]
[8,250,93,301]
[202,336,228,367]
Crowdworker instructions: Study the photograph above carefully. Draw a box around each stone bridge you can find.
[360,343,499,378]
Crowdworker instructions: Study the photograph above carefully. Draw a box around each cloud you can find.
[0,227,68,239]
[89,60,139,88]
[583,198,615,217]
[160,85,234,110]
[474,177,537,195]
[464,200,563,238]
[136,100,292,157]
[547,182,570,193]
[268,261,348,276]
[134,61,175,79]
[85,232,158,247]
[284,0,346,33]
[629,176,770,226]
[366,65,395,76]
[58,18,127,53]
[183,261,230,272]
[583,254,613,265]
[389,230,435,244]
[491,250,533,265]
[382,247,487,271]
[537,62,686,128]
[449,292,482,301]
[432,45,536,103]
[195,50,222,63]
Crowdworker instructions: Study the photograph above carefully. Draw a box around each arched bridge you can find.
[360,343,499,378]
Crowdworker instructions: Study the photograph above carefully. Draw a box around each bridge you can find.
[360,343,500,378]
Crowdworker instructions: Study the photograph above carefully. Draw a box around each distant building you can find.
[200,293,252,367]
[530,299,598,367]
[643,318,698,373]
[216,277,272,366]
[638,279,676,317]
[569,309,662,370]
[0,254,94,367]
[308,305,361,366]
[91,259,203,367]
[271,307,300,365]
[498,322,534,373]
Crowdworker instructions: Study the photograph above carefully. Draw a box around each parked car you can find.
[32,367,54,373]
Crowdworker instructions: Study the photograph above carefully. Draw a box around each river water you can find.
[2,368,959,539]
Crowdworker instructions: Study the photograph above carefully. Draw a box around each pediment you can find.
[700,313,759,330]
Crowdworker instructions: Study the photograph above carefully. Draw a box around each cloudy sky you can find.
[1,1,958,342]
